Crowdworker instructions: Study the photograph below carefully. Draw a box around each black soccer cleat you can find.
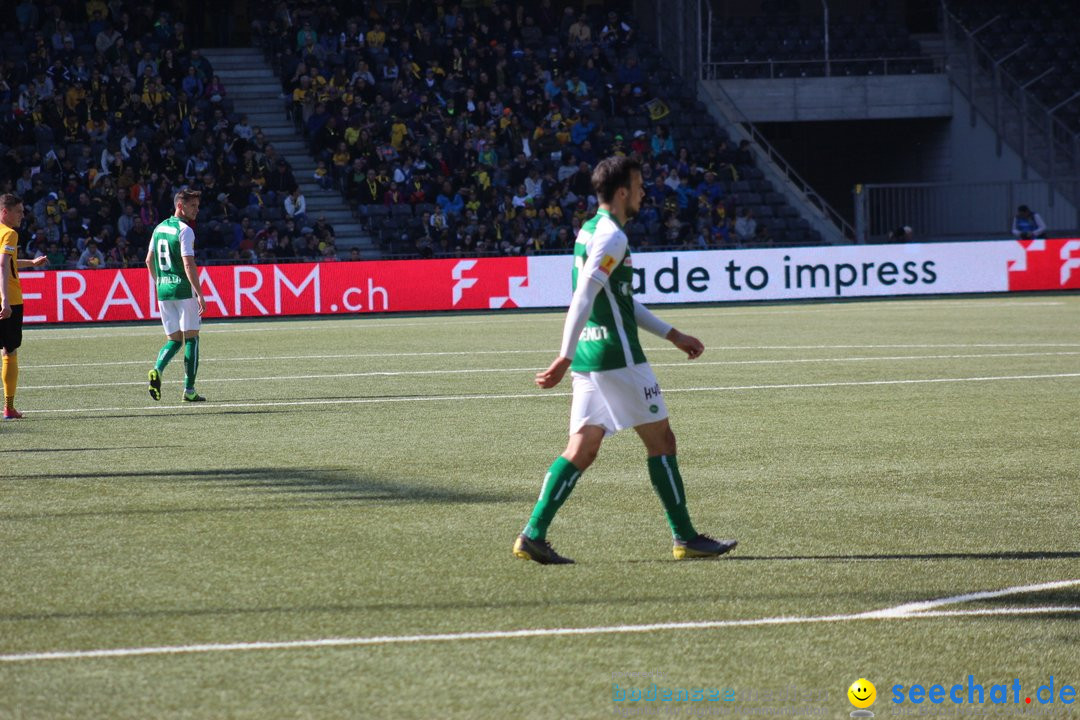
[673,534,738,559]
[513,534,575,565]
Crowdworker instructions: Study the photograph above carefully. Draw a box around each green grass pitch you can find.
[1,293,1078,719]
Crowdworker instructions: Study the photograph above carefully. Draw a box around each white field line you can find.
[19,351,1080,391]
[20,372,1080,416]
[863,578,1080,617]
[30,349,558,369]
[0,580,1076,664]
[24,344,1080,370]
[22,299,1071,341]
[23,317,555,341]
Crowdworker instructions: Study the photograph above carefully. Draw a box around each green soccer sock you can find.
[183,337,199,390]
[648,454,698,542]
[523,456,582,541]
[155,340,182,372]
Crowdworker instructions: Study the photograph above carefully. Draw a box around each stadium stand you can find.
[0,2,330,267]
[706,0,936,79]
[946,0,1080,134]
[0,1,826,267]
[252,1,825,257]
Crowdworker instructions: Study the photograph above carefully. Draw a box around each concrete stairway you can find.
[199,48,378,258]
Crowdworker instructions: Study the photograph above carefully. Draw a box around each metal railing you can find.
[854,178,1080,241]
[701,55,946,80]
[942,8,1080,182]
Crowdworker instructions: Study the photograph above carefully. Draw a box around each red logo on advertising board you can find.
[449,257,529,309]
[1007,239,1080,291]
[18,257,534,324]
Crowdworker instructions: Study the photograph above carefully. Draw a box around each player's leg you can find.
[2,350,19,419]
[523,425,604,537]
[513,425,603,565]
[2,306,23,419]
[181,330,203,401]
[150,301,183,401]
[180,298,204,402]
[514,372,610,565]
[635,417,695,539]
[636,418,737,559]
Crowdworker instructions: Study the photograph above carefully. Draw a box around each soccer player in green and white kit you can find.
[145,188,207,402]
[513,156,737,564]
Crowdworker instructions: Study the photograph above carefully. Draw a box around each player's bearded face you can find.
[178,199,200,221]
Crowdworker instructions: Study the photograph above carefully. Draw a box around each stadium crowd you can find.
[0,0,800,269]
[256,0,789,257]
[0,0,338,269]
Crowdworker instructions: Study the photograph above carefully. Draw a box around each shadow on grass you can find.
[726,551,1080,562]
[0,588,908,624]
[0,446,180,454]
[615,551,1080,565]
[6,589,1080,625]
[964,588,1080,607]
[75,409,281,420]
[0,503,355,521]
[4,467,522,516]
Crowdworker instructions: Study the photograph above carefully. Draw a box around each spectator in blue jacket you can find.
[651,125,676,158]
[181,66,203,99]
[696,171,724,204]
[436,182,464,218]
[570,117,595,145]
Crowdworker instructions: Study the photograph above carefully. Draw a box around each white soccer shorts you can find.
[569,363,669,436]
[159,298,202,334]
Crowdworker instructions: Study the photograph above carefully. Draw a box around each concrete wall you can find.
[948,90,1033,184]
[705,75,952,122]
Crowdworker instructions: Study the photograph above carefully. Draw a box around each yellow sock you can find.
[2,353,16,410]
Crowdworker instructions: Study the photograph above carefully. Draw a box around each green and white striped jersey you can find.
[150,216,196,301]
[570,209,647,372]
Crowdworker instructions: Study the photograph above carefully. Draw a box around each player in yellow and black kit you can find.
[0,194,49,419]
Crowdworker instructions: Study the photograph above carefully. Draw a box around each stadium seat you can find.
[360,205,390,227]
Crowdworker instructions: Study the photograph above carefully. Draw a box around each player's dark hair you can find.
[174,188,202,207]
[0,193,23,211]
[591,156,641,204]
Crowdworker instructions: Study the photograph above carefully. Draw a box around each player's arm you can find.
[144,241,157,277]
[0,239,13,319]
[633,299,704,359]
[17,256,48,268]
[179,226,206,315]
[535,277,603,388]
[535,231,627,389]
[182,256,205,315]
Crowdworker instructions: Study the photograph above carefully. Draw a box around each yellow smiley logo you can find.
[848,678,877,709]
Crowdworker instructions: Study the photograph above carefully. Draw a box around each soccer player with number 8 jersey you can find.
[513,157,737,565]
[145,188,207,403]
